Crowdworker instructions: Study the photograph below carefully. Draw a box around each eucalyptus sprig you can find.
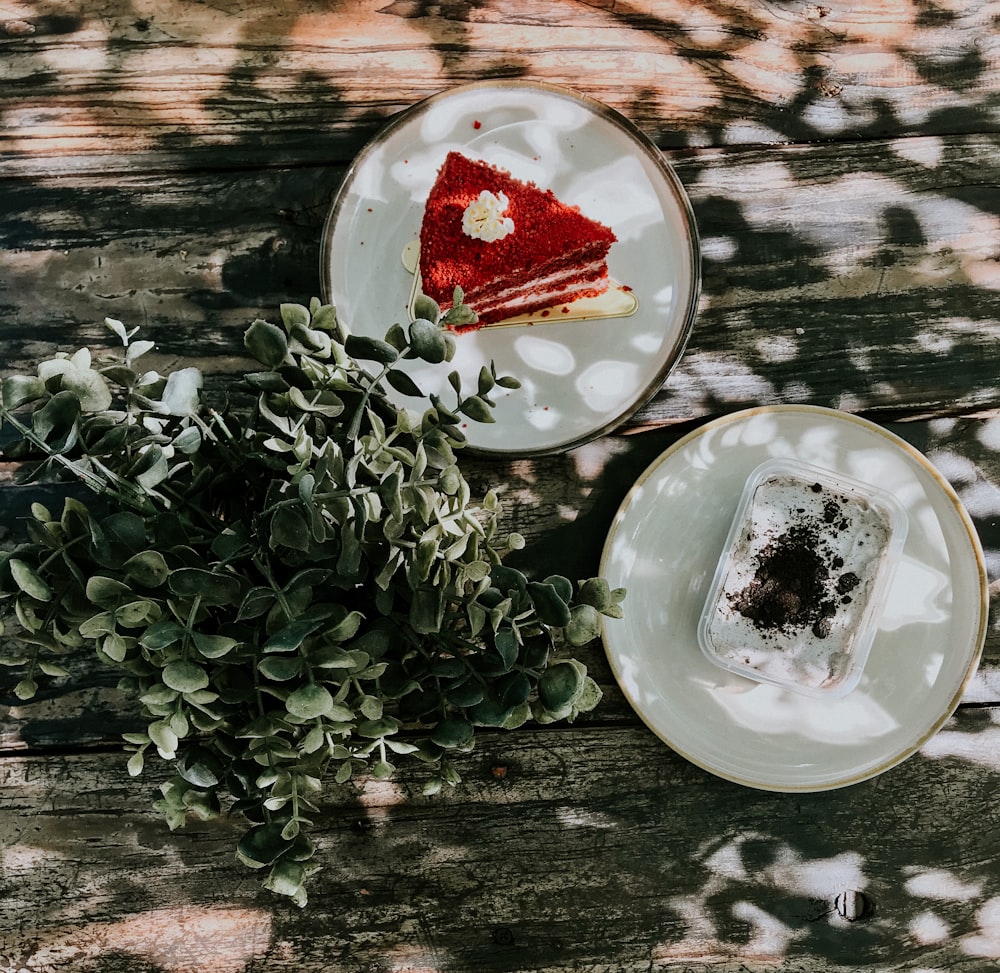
[0,297,624,906]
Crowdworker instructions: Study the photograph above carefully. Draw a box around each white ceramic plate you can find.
[600,406,988,791]
[320,80,700,455]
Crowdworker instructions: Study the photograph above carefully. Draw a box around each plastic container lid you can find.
[697,457,909,698]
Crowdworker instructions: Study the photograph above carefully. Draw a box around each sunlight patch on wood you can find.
[961,896,1000,960]
[922,710,1000,770]
[16,906,273,973]
[554,805,617,829]
[0,842,64,872]
[891,135,945,168]
[354,775,408,810]
[910,909,951,945]
[904,866,983,901]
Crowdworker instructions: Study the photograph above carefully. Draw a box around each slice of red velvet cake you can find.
[418,152,618,328]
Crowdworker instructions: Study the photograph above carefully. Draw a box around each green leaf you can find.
[168,568,241,607]
[86,575,132,609]
[385,368,424,397]
[543,575,574,603]
[527,581,572,628]
[408,318,447,364]
[446,679,484,708]
[575,676,603,714]
[237,587,275,621]
[61,366,112,413]
[178,746,223,788]
[494,628,519,670]
[2,374,46,409]
[245,319,289,368]
[286,683,334,719]
[264,618,323,653]
[430,718,474,749]
[147,720,179,755]
[491,565,527,599]
[158,367,202,417]
[115,599,160,628]
[538,661,585,711]
[172,426,202,454]
[105,316,138,344]
[384,322,408,351]
[192,632,238,659]
[140,620,186,650]
[103,511,146,552]
[288,387,344,417]
[38,661,71,678]
[280,303,311,331]
[265,860,305,898]
[140,683,178,706]
[468,697,514,728]
[412,293,441,324]
[245,370,290,393]
[79,611,116,639]
[270,506,311,552]
[162,660,210,693]
[344,334,399,365]
[577,578,612,611]
[498,670,532,708]
[327,609,364,643]
[132,444,170,491]
[258,656,303,681]
[125,340,155,365]
[477,366,495,396]
[123,551,170,588]
[237,822,290,869]
[14,678,38,700]
[9,559,52,602]
[31,390,80,443]
[565,604,602,647]
[409,586,443,635]
[357,717,401,739]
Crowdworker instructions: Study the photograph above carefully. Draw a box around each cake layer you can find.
[419,151,617,327]
[465,260,610,322]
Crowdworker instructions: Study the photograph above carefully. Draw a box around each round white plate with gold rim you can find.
[320,80,700,455]
[600,405,988,791]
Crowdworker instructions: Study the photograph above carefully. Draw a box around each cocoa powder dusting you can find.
[729,524,837,639]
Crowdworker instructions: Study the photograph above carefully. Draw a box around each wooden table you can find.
[2,2,999,970]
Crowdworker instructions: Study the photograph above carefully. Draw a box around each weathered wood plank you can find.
[3,416,998,750]
[2,709,1000,971]
[1,0,997,174]
[1,134,997,425]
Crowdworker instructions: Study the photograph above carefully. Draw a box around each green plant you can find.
[0,297,624,905]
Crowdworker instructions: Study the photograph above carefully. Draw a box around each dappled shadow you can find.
[1,3,999,968]
[5,723,1000,970]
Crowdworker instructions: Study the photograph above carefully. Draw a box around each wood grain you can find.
[1,134,997,426]
[1,1,999,965]
[2,709,1000,972]
[3,416,998,752]
[1,0,997,174]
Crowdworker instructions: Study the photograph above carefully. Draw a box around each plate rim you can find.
[599,404,990,792]
[318,78,702,457]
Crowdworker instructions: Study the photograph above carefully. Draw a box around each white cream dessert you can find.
[701,466,900,695]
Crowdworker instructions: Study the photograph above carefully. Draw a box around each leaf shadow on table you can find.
[2,0,997,407]
[3,730,1000,972]
[291,717,1000,971]
[2,3,1000,969]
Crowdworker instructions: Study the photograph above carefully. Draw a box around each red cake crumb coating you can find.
[418,151,617,328]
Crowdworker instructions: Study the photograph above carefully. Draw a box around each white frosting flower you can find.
[462,190,515,242]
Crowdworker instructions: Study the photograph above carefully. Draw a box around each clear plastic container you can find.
[697,458,909,698]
